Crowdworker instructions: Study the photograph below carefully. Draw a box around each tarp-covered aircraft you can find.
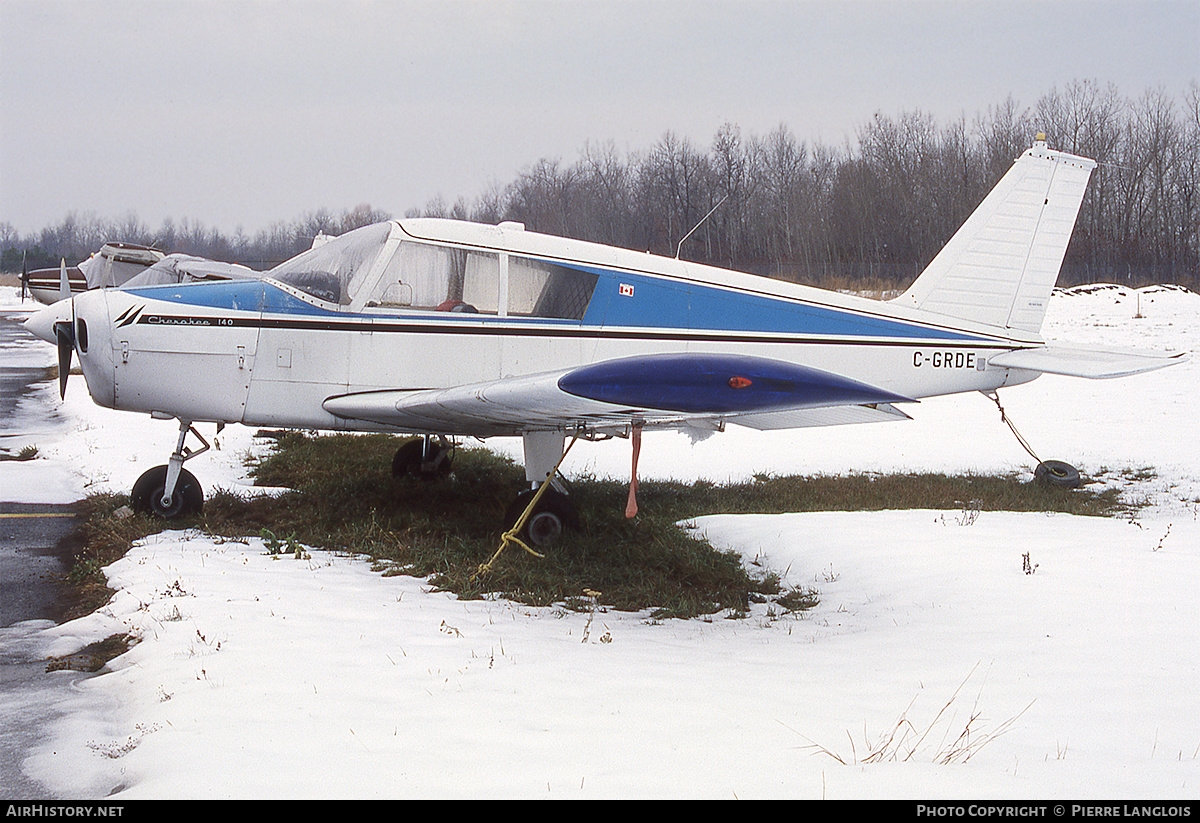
[24,242,164,305]
[25,137,1186,545]
[22,242,259,305]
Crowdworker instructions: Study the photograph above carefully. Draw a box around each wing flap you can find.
[731,403,913,431]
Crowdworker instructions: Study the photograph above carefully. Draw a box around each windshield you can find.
[267,222,395,305]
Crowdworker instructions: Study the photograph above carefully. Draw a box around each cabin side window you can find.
[507,257,599,320]
[368,242,500,314]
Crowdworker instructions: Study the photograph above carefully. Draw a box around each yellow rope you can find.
[475,435,578,577]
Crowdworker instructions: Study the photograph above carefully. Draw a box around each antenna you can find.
[675,194,728,259]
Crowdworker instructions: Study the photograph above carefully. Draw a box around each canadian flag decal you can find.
[618,283,634,297]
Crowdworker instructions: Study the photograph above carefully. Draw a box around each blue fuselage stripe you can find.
[563,265,981,342]
[122,272,997,345]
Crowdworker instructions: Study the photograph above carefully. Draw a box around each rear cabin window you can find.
[508,257,598,320]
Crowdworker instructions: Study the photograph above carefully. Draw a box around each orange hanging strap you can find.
[625,424,642,518]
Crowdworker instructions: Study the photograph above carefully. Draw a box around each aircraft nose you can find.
[24,299,73,343]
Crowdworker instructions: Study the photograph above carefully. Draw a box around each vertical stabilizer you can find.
[893,137,1096,333]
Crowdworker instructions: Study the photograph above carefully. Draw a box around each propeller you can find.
[20,252,29,301]
[53,295,78,399]
[54,317,74,399]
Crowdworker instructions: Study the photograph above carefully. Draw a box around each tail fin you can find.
[892,137,1096,333]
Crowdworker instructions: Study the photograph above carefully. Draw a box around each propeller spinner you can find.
[24,296,78,399]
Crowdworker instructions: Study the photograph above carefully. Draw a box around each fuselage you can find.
[55,218,1039,436]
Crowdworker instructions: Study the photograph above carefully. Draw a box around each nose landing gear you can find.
[131,464,204,518]
[130,419,213,518]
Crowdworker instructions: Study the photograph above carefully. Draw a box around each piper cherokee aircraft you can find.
[25,137,1186,545]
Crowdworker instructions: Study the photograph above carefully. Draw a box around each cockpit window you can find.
[266,221,597,320]
[267,222,394,305]
[365,242,500,314]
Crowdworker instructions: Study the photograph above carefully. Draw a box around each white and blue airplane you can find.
[25,137,1185,545]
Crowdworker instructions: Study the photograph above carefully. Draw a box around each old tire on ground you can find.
[1034,460,1081,489]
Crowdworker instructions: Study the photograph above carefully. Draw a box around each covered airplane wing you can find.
[987,345,1188,379]
[322,352,915,437]
[119,254,260,288]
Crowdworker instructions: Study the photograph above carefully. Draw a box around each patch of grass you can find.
[66,433,1131,620]
[220,433,768,617]
[794,663,1033,765]
[46,634,137,673]
[1120,466,1159,483]
[656,469,1128,519]
[63,494,173,618]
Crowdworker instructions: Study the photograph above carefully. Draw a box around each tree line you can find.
[0,203,392,274]
[4,81,1197,290]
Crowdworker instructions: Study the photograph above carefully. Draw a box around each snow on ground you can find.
[1,284,1197,799]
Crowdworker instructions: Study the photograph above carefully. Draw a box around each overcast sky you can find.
[1,0,1196,238]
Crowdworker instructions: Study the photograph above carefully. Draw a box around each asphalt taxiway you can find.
[1,305,83,799]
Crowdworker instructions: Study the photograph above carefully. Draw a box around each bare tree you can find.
[637,131,711,258]
[9,83,1195,290]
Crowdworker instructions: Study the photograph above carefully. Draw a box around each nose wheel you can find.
[131,465,204,518]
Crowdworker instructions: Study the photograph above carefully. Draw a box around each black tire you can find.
[391,438,452,480]
[503,487,579,548]
[131,465,204,518]
[1034,460,1081,489]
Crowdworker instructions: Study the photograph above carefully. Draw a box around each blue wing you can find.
[322,352,914,437]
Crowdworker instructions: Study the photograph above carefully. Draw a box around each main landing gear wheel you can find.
[391,437,453,480]
[131,465,204,518]
[503,486,580,548]
[1035,460,1082,489]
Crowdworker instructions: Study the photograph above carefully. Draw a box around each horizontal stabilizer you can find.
[988,345,1188,379]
